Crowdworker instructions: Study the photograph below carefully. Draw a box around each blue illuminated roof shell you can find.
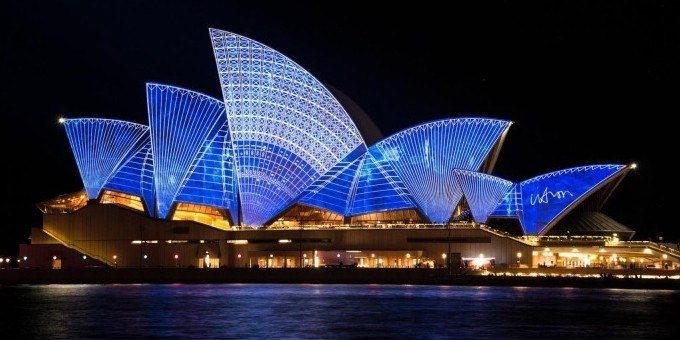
[453,170,514,224]
[489,184,522,218]
[63,118,149,200]
[371,118,511,223]
[102,134,155,214]
[348,152,416,216]
[210,29,366,226]
[58,30,633,233]
[518,165,627,235]
[147,83,236,219]
[299,145,367,215]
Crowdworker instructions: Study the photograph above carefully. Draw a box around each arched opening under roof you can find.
[99,190,145,213]
[267,204,344,228]
[350,209,426,226]
[171,202,233,230]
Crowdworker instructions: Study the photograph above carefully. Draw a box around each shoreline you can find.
[1,268,679,290]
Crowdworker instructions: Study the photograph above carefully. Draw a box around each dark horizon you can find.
[1,1,676,255]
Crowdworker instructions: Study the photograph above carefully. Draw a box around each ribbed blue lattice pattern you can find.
[210,29,365,225]
[103,135,155,214]
[454,170,514,223]
[348,152,415,216]
[299,146,366,215]
[372,118,510,223]
[147,84,229,219]
[63,119,149,199]
[175,122,239,221]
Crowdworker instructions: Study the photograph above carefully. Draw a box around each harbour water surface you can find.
[1,284,678,338]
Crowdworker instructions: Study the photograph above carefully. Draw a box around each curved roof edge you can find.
[61,118,149,130]
[324,83,383,146]
[62,118,150,199]
[208,28,367,150]
[524,164,632,236]
[146,82,225,104]
[549,211,636,240]
[521,164,625,185]
[375,117,512,146]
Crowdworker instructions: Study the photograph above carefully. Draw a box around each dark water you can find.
[1,284,678,339]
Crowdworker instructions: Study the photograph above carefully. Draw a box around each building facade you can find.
[20,29,680,270]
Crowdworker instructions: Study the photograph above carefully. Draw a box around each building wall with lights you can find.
[26,203,533,269]
[20,29,669,270]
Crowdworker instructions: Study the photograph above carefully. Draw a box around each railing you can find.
[623,241,680,258]
[41,228,113,266]
[260,223,479,231]
[478,225,535,245]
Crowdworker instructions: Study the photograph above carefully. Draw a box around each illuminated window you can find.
[36,189,88,214]
[103,136,155,215]
[275,204,343,227]
[172,202,231,230]
[350,209,424,225]
[100,190,145,212]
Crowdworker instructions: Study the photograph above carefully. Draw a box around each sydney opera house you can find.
[20,29,679,271]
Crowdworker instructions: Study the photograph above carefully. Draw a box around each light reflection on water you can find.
[1,284,678,338]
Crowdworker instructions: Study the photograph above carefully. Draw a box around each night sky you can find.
[1,1,677,255]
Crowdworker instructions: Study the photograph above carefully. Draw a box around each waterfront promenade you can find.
[1,267,678,289]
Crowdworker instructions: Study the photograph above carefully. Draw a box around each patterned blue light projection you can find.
[59,30,633,234]
[299,146,366,215]
[519,165,626,234]
[489,184,522,219]
[372,118,511,223]
[63,119,149,199]
[147,84,232,219]
[174,122,239,222]
[454,170,513,223]
[210,29,365,225]
[348,152,416,216]
[103,135,155,214]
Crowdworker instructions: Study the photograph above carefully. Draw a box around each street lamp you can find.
[516,252,522,267]
[174,254,179,267]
